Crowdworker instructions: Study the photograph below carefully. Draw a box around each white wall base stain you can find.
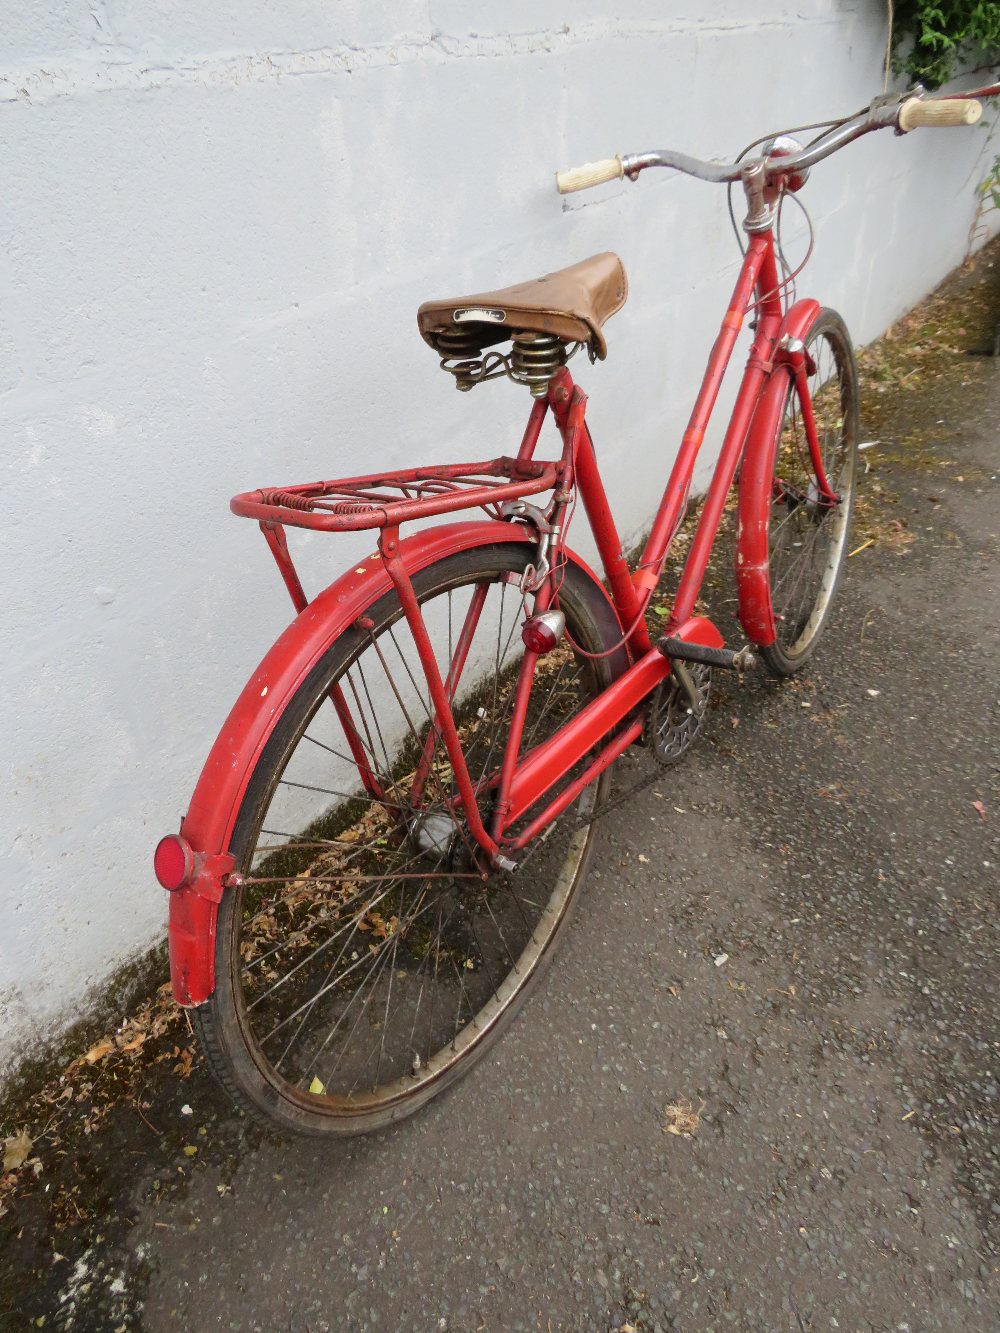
[1,1,995,1084]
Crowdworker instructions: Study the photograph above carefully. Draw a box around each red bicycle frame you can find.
[390,227,815,857]
[161,221,829,1005]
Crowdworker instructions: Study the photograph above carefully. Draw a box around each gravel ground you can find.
[3,253,999,1332]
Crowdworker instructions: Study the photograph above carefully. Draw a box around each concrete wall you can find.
[1,1,994,1082]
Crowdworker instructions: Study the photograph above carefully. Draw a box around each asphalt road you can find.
[10,263,1000,1331]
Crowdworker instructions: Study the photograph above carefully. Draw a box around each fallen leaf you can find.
[663,1097,703,1138]
[309,1076,326,1095]
[182,1145,198,1157]
[638,854,650,864]
[174,1047,195,1078]
[83,1039,114,1065]
[972,800,986,822]
[3,1130,32,1172]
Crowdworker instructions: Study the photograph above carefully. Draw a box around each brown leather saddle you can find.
[417,252,628,363]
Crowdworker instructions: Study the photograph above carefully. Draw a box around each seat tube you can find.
[550,375,650,656]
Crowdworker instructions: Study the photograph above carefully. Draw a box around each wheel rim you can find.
[227,554,606,1119]
[769,324,856,659]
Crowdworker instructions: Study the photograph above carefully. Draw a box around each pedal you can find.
[658,636,757,673]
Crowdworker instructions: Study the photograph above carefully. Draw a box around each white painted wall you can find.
[1,1,994,1081]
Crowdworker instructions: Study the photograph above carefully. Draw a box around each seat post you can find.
[516,398,549,461]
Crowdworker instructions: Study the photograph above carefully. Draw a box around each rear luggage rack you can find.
[231,456,559,532]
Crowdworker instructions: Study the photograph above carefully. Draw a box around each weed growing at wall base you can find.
[892,0,1000,87]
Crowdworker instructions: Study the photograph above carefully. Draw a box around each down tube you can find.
[669,242,784,629]
[637,237,770,598]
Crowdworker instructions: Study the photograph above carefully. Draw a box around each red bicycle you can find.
[154,90,981,1135]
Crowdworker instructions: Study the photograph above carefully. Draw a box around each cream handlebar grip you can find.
[555,156,625,194]
[898,97,982,132]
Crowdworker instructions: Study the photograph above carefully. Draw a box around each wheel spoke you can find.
[211,549,615,1128]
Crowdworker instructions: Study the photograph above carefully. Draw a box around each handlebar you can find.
[897,97,982,130]
[554,157,625,193]
[555,94,983,195]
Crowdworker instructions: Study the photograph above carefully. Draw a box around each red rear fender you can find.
[165,520,617,1004]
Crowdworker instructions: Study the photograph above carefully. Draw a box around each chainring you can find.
[643,661,712,766]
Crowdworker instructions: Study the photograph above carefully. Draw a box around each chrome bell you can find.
[762,135,810,193]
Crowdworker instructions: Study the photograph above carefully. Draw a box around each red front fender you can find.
[164,520,615,1005]
[736,299,821,645]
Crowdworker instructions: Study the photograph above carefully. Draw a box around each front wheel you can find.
[193,541,624,1136]
[753,308,859,675]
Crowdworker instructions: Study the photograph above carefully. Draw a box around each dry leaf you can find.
[972,800,986,822]
[3,1130,33,1171]
[173,1047,195,1078]
[663,1098,703,1138]
[83,1039,114,1065]
[119,1034,146,1055]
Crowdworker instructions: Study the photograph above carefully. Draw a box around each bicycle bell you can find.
[762,135,810,192]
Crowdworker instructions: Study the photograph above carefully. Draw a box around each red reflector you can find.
[521,609,565,655]
[522,618,557,653]
[154,835,195,891]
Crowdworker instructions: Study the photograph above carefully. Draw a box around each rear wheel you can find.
[194,542,623,1135]
[760,308,859,675]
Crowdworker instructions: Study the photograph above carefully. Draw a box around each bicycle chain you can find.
[511,666,718,874]
[503,655,720,874]
[512,745,666,874]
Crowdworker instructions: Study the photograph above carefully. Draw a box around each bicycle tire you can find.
[194,540,625,1136]
[757,308,859,675]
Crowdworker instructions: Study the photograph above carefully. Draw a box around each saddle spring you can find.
[434,327,576,395]
[508,333,569,397]
[435,327,504,393]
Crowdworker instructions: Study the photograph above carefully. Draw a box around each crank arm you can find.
[658,636,757,673]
